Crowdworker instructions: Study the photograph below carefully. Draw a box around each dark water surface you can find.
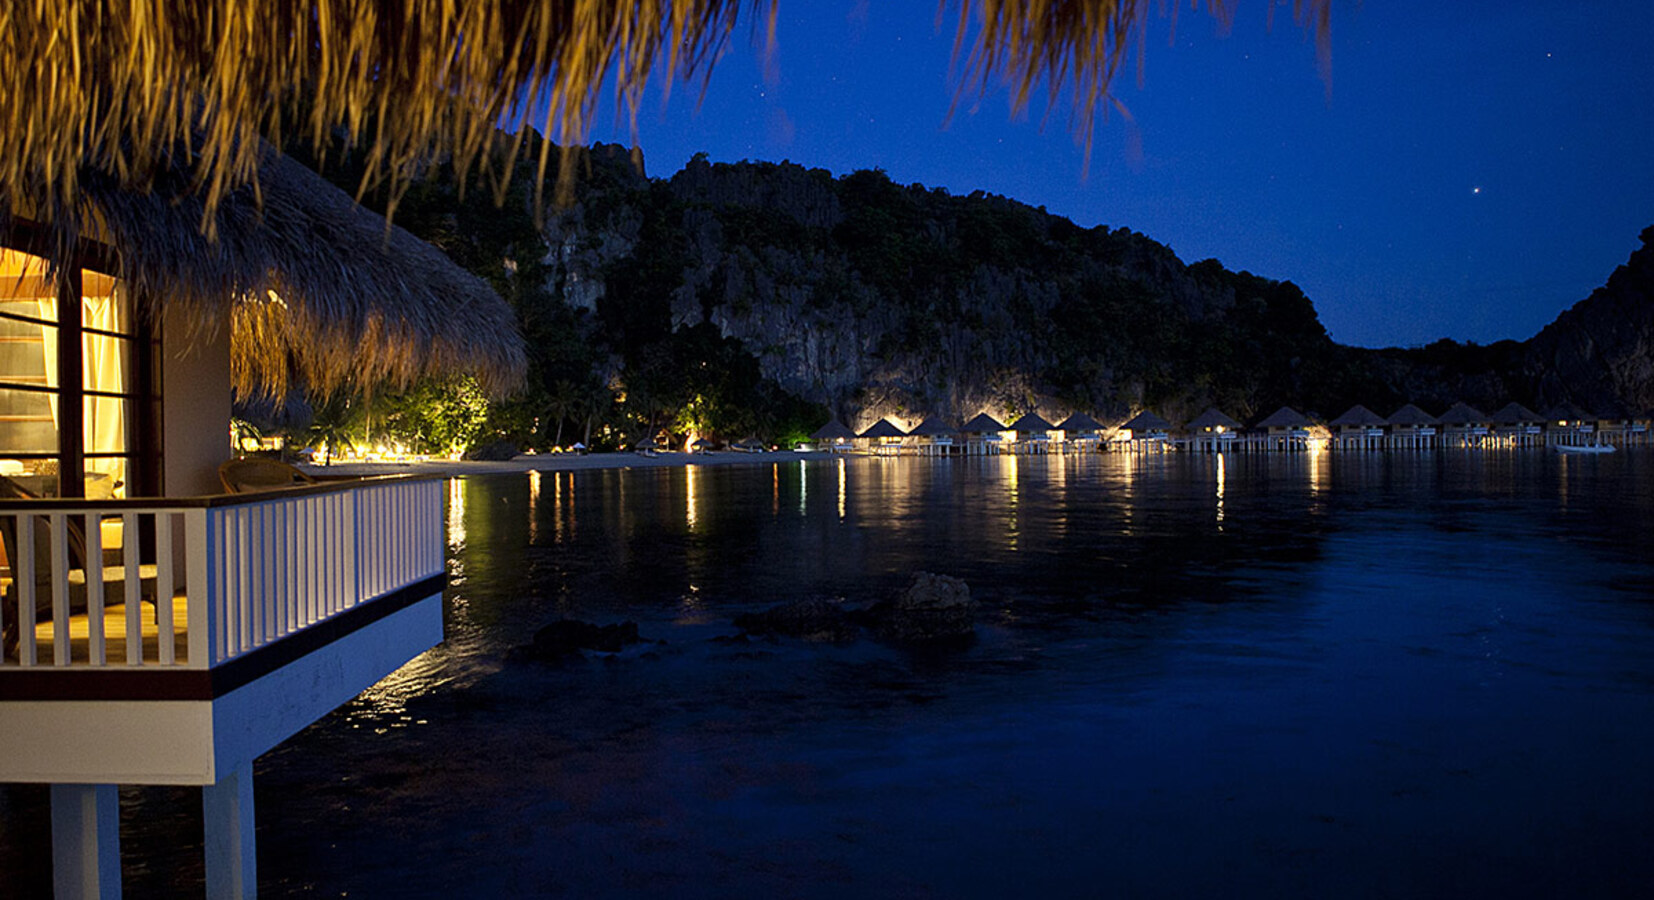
[5,451,1654,897]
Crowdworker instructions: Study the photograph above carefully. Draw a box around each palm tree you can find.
[547,379,580,448]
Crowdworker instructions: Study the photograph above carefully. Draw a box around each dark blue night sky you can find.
[587,1,1654,349]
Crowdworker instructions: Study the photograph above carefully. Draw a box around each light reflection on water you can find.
[7,451,1654,898]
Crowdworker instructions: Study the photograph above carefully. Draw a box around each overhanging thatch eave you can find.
[9,149,526,400]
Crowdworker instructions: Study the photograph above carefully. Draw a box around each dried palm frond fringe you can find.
[2,1,1327,230]
[2,148,526,400]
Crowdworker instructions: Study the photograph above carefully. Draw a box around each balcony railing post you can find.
[185,507,214,669]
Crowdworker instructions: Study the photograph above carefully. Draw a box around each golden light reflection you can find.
[446,477,466,551]
[772,463,780,517]
[1216,453,1226,526]
[686,463,700,531]
[1308,438,1328,495]
[837,457,846,521]
[1004,454,1020,551]
[527,470,542,543]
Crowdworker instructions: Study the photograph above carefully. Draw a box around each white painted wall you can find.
[0,593,442,785]
[162,318,232,497]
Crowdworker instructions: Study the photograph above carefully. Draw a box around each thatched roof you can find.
[1489,402,1543,425]
[1056,412,1105,432]
[1437,402,1489,426]
[1253,406,1310,429]
[1008,412,1055,433]
[1543,401,1597,423]
[1186,408,1241,430]
[2,149,525,399]
[1329,405,1386,427]
[960,413,1007,434]
[908,417,958,437]
[1121,410,1172,432]
[1386,404,1439,426]
[858,418,908,439]
[811,420,856,441]
[3,3,1330,229]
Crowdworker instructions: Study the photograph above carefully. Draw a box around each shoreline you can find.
[297,449,845,478]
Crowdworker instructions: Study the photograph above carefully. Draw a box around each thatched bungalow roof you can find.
[908,417,958,437]
[1386,404,1439,426]
[1437,402,1489,426]
[1544,402,1597,423]
[1008,413,1056,433]
[1187,408,1241,431]
[1253,406,1311,430]
[811,420,857,442]
[1121,410,1173,432]
[858,418,908,440]
[2,149,525,399]
[1329,405,1386,427]
[960,413,1007,434]
[1056,412,1105,432]
[1489,402,1543,425]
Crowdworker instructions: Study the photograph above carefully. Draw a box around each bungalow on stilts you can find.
[1328,405,1387,451]
[0,151,525,897]
[1117,411,1173,453]
[1251,406,1313,452]
[1385,404,1440,450]
[1437,402,1492,449]
[1489,402,1545,448]
[960,413,1008,456]
[1055,413,1106,454]
[1184,408,1241,453]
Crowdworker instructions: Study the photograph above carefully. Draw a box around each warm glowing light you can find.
[686,464,700,531]
[837,457,846,520]
[528,470,542,543]
[1216,453,1226,524]
[446,478,466,551]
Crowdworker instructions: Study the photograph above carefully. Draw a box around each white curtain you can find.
[82,281,127,498]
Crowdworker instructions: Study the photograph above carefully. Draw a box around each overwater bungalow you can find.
[1117,411,1173,453]
[1631,410,1654,446]
[857,418,908,456]
[1184,408,1242,453]
[1252,406,1313,452]
[1592,404,1633,447]
[1055,412,1107,453]
[1437,402,1492,449]
[1489,402,1545,448]
[0,151,524,893]
[1328,405,1388,451]
[1007,412,1057,454]
[1385,404,1440,450]
[811,419,857,454]
[907,417,958,456]
[959,413,1009,456]
[1543,402,1598,447]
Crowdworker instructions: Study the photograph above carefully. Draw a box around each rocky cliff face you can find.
[541,149,1377,427]
[490,144,1653,431]
[1521,226,1654,415]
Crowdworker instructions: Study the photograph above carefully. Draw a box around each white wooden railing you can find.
[0,476,442,670]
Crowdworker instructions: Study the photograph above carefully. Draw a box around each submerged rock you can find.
[733,598,857,642]
[516,619,646,662]
[857,572,977,642]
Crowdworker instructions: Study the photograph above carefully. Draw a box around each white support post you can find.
[202,763,257,900]
[50,783,122,900]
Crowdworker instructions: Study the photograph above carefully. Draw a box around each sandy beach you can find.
[297,448,845,478]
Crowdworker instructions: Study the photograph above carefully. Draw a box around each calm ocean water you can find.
[5,451,1654,897]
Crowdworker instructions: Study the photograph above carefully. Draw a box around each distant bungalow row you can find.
[809,402,1654,455]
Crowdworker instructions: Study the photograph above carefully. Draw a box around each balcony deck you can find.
[21,594,192,667]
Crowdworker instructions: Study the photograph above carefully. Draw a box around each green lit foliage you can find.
[369,377,491,457]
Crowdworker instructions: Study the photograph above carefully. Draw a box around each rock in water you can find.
[861,572,977,642]
[733,598,857,642]
[525,619,643,660]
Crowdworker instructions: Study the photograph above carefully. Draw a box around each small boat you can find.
[1555,443,1616,455]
